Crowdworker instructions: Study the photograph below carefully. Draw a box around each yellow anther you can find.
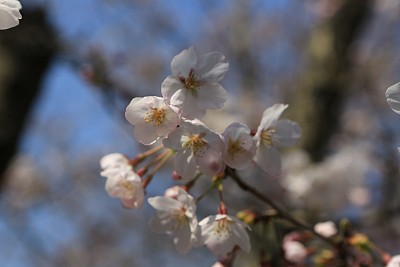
[144,108,166,126]
[227,139,244,158]
[180,69,204,90]
[184,134,207,155]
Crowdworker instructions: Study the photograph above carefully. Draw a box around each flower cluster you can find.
[99,47,301,259]
[0,0,22,30]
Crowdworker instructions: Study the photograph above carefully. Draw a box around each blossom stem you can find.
[225,167,336,246]
[142,149,175,189]
[131,144,164,166]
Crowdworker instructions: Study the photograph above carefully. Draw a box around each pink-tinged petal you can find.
[196,51,229,82]
[171,47,197,77]
[386,82,400,114]
[174,149,197,179]
[197,148,224,177]
[256,144,282,177]
[121,192,144,209]
[284,241,307,264]
[257,104,288,135]
[273,119,301,147]
[196,82,227,110]
[133,121,159,145]
[162,76,185,102]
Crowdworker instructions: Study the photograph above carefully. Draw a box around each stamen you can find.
[214,218,232,235]
[260,128,275,146]
[144,108,166,126]
[227,139,245,158]
[184,134,208,157]
[181,69,204,90]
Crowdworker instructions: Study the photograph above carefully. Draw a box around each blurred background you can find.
[1,0,400,266]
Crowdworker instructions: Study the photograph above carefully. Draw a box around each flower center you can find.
[172,207,188,230]
[180,69,203,91]
[260,128,275,146]
[227,139,245,158]
[144,108,166,126]
[184,134,208,156]
[214,218,232,236]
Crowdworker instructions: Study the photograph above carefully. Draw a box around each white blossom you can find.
[148,188,200,254]
[199,214,251,257]
[161,47,229,119]
[254,103,301,176]
[125,96,180,145]
[314,221,337,238]
[0,0,21,30]
[221,122,256,170]
[100,153,144,209]
[283,240,307,264]
[162,119,224,180]
[386,82,400,114]
[387,255,400,267]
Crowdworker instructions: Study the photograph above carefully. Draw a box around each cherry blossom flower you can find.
[199,214,251,257]
[386,82,400,114]
[283,240,307,264]
[161,46,229,119]
[0,0,21,30]
[100,153,144,209]
[162,119,224,180]
[125,96,180,145]
[314,221,337,238]
[254,103,301,176]
[221,122,256,170]
[148,188,200,254]
[387,255,400,267]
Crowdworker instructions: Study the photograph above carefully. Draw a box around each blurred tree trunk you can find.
[289,0,372,161]
[0,9,56,191]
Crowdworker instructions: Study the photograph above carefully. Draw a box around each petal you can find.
[178,92,206,119]
[256,144,282,177]
[173,224,193,254]
[162,127,183,150]
[256,104,288,135]
[171,47,197,77]
[3,0,22,9]
[170,88,187,106]
[161,76,184,102]
[174,149,197,179]
[133,121,159,145]
[273,119,301,147]
[0,8,19,30]
[148,196,182,212]
[386,82,400,114]
[196,82,227,110]
[196,52,229,82]
[149,215,169,234]
[124,97,149,125]
[197,148,224,177]
[100,153,128,169]
[231,223,251,253]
